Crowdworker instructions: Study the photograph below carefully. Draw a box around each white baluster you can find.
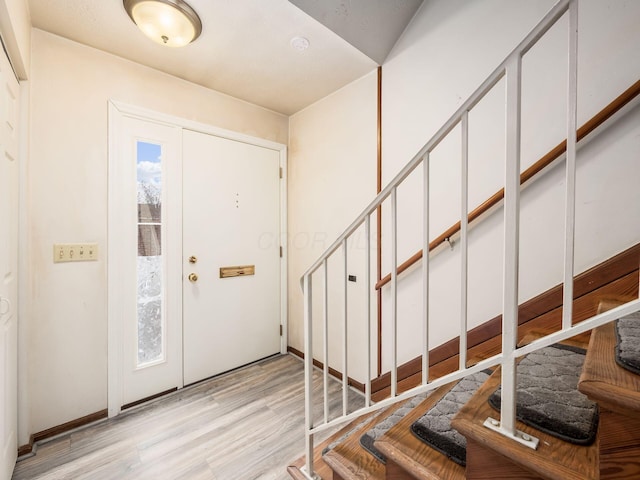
[365,216,372,407]
[391,187,398,397]
[422,155,430,385]
[323,259,329,423]
[342,238,348,416]
[460,111,469,370]
[562,0,579,331]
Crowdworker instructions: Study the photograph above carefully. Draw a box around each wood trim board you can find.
[18,409,108,457]
[371,243,640,395]
[287,346,365,392]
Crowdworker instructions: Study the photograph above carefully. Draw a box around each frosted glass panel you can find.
[136,141,163,366]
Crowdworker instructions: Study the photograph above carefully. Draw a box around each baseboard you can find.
[17,443,32,457]
[17,409,108,457]
[371,242,640,395]
[287,346,365,392]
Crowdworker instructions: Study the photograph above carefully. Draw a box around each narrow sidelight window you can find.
[136,141,164,366]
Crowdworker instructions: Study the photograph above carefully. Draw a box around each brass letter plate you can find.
[220,265,255,278]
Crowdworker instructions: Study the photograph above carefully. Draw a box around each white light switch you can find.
[54,243,99,263]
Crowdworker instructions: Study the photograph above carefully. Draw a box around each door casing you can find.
[107,101,288,417]
[0,43,20,479]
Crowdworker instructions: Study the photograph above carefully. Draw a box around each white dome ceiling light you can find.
[124,0,202,47]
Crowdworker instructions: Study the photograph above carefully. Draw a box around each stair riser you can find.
[599,408,640,451]
[600,449,640,480]
[599,408,640,479]
[385,459,421,480]
[465,438,543,480]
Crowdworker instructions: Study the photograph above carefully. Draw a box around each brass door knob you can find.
[188,273,198,282]
[188,256,197,264]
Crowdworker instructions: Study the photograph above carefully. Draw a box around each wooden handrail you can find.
[376,78,640,290]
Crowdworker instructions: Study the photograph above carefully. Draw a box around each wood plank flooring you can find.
[13,354,364,480]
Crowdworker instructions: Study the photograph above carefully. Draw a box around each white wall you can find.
[27,29,288,436]
[288,70,377,382]
[20,0,640,439]
[380,0,640,370]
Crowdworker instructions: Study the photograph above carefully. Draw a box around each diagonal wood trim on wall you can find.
[371,242,640,396]
[287,346,365,392]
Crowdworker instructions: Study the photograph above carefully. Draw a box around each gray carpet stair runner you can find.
[321,409,386,456]
[488,344,598,445]
[615,311,640,375]
[358,391,431,463]
[325,341,602,475]
[411,370,491,466]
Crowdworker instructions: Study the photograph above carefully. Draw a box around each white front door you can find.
[182,130,282,385]
[111,110,284,410]
[0,49,19,478]
[118,116,183,407]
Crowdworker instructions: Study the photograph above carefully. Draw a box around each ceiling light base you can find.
[124,0,202,47]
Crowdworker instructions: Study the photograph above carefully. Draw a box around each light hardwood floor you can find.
[13,354,364,480]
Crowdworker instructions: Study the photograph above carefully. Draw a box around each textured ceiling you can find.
[28,0,421,115]
[289,0,423,64]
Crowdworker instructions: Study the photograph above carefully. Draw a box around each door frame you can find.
[0,40,21,478]
[107,101,288,417]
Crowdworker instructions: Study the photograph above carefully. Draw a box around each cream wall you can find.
[20,0,640,443]
[287,0,640,383]
[379,0,640,370]
[288,70,377,381]
[27,28,288,436]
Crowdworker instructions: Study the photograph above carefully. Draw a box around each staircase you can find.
[579,312,640,478]
[289,298,640,479]
[288,0,640,478]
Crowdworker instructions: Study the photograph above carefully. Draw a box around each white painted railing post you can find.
[302,274,317,479]
[500,55,522,439]
[562,0,579,331]
[486,52,539,450]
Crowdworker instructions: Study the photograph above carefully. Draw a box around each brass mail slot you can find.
[220,265,255,278]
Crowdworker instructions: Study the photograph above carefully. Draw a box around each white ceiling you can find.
[28,0,422,115]
[289,0,422,65]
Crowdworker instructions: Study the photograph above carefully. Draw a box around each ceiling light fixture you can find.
[124,0,202,47]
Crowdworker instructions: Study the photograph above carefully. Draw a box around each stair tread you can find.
[322,403,408,480]
[374,381,465,480]
[452,367,599,480]
[287,410,381,480]
[579,320,640,417]
[323,449,386,480]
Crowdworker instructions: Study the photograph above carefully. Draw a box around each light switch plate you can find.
[54,243,99,263]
